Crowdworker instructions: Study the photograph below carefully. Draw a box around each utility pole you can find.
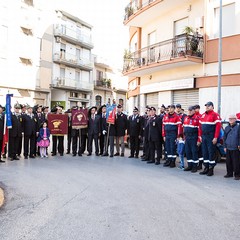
[217,0,223,115]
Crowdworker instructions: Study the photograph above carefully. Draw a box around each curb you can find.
[0,188,4,208]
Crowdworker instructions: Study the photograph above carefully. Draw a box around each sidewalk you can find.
[0,187,4,207]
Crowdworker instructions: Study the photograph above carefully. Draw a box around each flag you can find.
[72,108,88,129]
[48,114,68,135]
[106,105,116,124]
[2,94,13,154]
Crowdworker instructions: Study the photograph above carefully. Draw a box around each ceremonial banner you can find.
[106,105,116,124]
[72,108,88,129]
[48,114,68,135]
[2,94,13,153]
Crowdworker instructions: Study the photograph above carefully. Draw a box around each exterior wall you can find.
[199,86,240,120]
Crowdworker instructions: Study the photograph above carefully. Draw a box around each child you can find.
[37,121,50,158]
[177,138,185,170]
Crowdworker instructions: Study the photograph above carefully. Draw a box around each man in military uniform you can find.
[127,107,142,158]
[87,106,100,156]
[114,104,127,157]
[0,105,5,163]
[147,107,162,165]
[22,105,39,159]
[8,103,23,161]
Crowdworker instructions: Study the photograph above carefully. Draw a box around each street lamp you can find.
[217,0,222,115]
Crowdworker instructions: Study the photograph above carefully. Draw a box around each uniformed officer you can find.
[65,109,72,154]
[51,105,65,156]
[199,101,221,176]
[22,105,39,159]
[87,106,100,156]
[0,105,5,163]
[127,107,142,158]
[147,107,162,165]
[114,104,127,157]
[162,104,182,168]
[140,106,150,159]
[141,106,151,161]
[183,106,200,173]
[8,103,23,161]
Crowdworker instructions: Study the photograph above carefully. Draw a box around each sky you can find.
[47,0,129,68]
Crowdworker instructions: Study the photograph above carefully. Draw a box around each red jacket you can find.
[183,114,200,142]
[199,110,221,139]
[162,112,182,137]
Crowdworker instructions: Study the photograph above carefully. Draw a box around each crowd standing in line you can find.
[0,101,240,180]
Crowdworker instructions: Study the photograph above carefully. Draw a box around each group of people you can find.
[0,101,239,180]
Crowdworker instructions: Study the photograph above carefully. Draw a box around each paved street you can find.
[0,151,240,240]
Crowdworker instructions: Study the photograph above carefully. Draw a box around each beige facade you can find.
[92,56,128,111]
[124,0,240,119]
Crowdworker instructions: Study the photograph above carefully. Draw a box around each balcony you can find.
[123,34,204,77]
[53,51,93,71]
[124,0,190,27]
[94,79,112,91]
[51,77,93,92]
[54,24,94,49]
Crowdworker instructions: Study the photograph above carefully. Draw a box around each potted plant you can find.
[182,26,200,55]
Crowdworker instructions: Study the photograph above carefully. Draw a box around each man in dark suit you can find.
[87,106,100,156]
[8,103,23,161]
[127,107,142,158]
[22,105,39,159]
[98,105,107,156]
[147,106,163,165]
[115,104,127,157]
[0,105,5,163]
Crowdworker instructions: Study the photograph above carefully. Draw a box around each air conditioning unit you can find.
[56,37,62,43]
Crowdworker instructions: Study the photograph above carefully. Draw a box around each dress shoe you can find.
[10,158,14,161]
[128,155,134,158]
[207,167,214,176]
[24,156,28,159]
[224,174,233,178]
[66,151,70,154]
[0,160,5,163]
[234,176,240,180]
[29,156,35,159]
[114,153,119,156]
[155,161,160,165]
[134,155,139,159]
[14,157,20,160]
[170,161,176,168]
[72,154,76,157]
[141,158,148,161]
[110,155,113,158]
[87,153,92,156]
[78,153,82,156]
[140,154,145,158]
[147,160,155,164]
[120,153,124,157]
[199,167,209,175]
[60,153,63,156]
[102,153,109,156]
[163,160,171,167]
[96,153,99,156]
[100,152,103,156]
[51,153,56,156]
[197,163,203,170]
[184,166,192,171]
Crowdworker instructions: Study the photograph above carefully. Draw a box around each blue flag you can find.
[6,94,13,128]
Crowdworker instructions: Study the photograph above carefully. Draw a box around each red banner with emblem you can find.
[48,114,68,135]
[72,108,88,129]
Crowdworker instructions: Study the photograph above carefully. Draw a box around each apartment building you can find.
[48,10,94,109]
[0,0,52,106]
[123,0,240,119]
[92,55,128,110]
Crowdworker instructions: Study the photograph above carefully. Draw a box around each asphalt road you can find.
[0,151,239,240]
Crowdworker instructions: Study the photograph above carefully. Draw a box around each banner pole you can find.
[105,123,110,154]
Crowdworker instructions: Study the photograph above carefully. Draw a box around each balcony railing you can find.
[53,77,93,90]
[124,0,157,21]
[94,79,112,89]
[123,34,204,73]
[53,51,93,71]
[54,24,93,49]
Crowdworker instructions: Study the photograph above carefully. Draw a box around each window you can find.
[95,95,102,107]
[70,92,78,98]
[214,3,235,38]
[60,43,66,59]
[96,70,103,81]
[119,99,124,107]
